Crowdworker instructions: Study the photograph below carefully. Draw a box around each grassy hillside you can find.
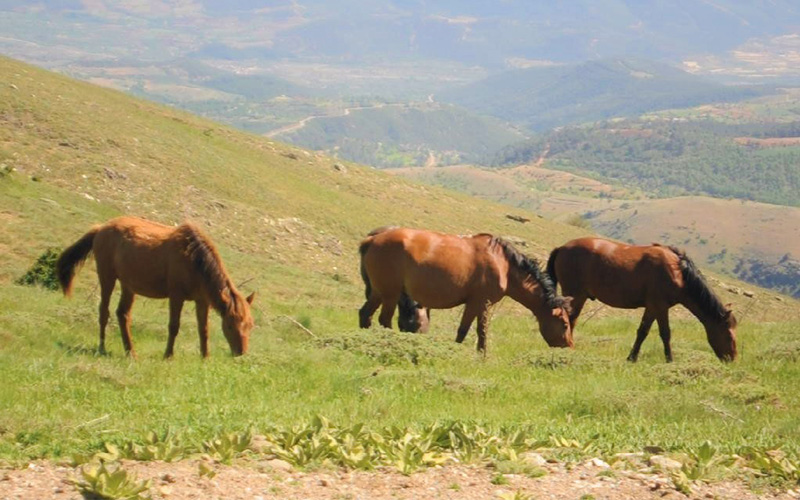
[440,59,766,132]
[2,56,800,477]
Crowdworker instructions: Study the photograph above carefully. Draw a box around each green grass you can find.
[1,55,799,478]
[1,281,799,463]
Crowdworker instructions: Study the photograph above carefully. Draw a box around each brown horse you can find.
[546,237,737,362]
[366,226,430,333]
[359,227,573,352]
[56,216,255,358]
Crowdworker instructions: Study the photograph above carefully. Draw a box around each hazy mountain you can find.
[440,58,767,131]
[2,1,800,69]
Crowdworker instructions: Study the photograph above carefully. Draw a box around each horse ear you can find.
[560,296,573,315]
[246,292,256,305]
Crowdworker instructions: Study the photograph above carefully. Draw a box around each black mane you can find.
[667,246,731,323]
[490,236,566,309]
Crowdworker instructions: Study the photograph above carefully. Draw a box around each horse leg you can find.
[455,303,479,343]
[164,296,184,359]
[476,305,490,355]
[626,308,655,362]
[378,293,401,329]
[656,311,673,363]
[97,273,116,356]
[195,300,210,358]
[567,294,587,331]
[359,295,380,328]
[116,287,137,359]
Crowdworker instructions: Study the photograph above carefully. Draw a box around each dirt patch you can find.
[735,137,800,148]
[2,459,796,500]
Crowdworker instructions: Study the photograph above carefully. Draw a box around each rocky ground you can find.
[2,457,798,500]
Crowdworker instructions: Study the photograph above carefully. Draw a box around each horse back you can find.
[555,237,682,308]
[362,228,504,308]
[93,217,193,298]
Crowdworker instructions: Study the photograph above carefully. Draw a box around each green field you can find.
[2,56,800,489]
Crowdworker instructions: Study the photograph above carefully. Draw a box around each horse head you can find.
[222,291,256,356]
[705,304,737,361]
[538,296,574,348]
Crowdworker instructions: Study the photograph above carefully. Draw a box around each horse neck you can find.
[205,278,237,316]
[678,294,721,331]
[506,272,550,319]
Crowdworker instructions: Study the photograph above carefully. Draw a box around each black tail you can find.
[546,247,561,288]
[359,237,373,299]
[56,226,99,297]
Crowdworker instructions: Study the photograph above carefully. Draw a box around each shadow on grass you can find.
[55,341,107,357]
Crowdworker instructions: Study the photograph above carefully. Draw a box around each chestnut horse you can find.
[366,226,430,333]
[56,216,255,358]
[546,237,737,362]
[359,228,573,352]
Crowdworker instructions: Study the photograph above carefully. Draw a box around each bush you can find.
[16,248,61,291]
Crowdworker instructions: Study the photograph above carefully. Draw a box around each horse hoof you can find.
[626,356,638,363]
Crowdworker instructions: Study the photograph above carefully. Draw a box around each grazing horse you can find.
[358,227,573,352]
[56,216,255,358]
[546,237,737,362]
[366,226,430,333]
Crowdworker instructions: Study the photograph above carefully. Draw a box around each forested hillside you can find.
[278,104,524,167]
[495,118,800,206]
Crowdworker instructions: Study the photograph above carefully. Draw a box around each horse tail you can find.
[546,246,561,288]
[359,237,374,299]
[56,226,99,297]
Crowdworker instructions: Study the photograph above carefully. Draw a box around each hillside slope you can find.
[0,55,584,311]
[1,55,795,330]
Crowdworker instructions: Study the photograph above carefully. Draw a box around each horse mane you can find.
[179,223,242,316]
[489,236,566,309]
[665,245,733,325]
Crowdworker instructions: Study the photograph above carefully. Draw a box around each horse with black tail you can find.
[546,237,737,362]
[56,216,255,359]
[361,227,429,333]
[359,227,573,353]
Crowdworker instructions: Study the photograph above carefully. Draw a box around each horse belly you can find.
[404,265,470,310]
[586,280,646,309]
[113,245,171,298]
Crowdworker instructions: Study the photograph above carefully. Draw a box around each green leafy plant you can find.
[203,431,252,464]
[490,473,509,485]
[681,441,736,481]
[670,469,693,496]
[198,461,217,479]
[740,447,800,483]
[16,248,60,290]
[123,431,185,462]
[71,463,151,500]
